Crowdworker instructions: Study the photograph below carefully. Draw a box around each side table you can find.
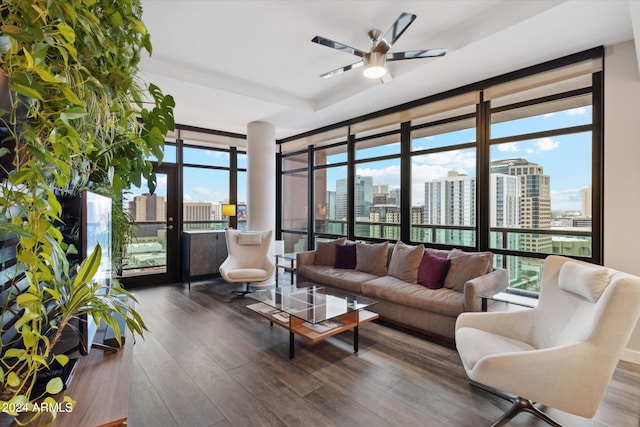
[481,291,538,312]
[275,253,296,286]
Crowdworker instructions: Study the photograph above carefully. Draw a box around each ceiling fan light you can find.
[363,65,387,79]
[363,52,387,79]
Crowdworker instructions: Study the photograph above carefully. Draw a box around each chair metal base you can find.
[228,282,253,301]
[470,381,562,427]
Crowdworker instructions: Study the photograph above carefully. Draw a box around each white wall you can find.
[604,40,640,362]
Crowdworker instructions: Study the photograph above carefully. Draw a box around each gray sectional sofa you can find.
[296,239,508,341]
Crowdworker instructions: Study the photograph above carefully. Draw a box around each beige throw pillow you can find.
[443,249,494,292]
[356,241,389,276]
[558,261,610,302]
[314,237,347,266]
[387,241,424,284]
[237,232,262,246]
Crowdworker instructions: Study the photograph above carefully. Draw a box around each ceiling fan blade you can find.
[311,36,366,57]
[320,61,364,78]
[386,49,448,61]
[373,12,417,54]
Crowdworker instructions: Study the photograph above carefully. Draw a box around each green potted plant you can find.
[0,0,174,422]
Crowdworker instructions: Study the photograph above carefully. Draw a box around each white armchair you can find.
[455,255,640,426]
[219,230,275,298]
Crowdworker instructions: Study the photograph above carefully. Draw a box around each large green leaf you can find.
[72,244,101,289]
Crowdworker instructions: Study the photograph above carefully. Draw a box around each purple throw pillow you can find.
[334,243,356,269]
[418,251,451,289]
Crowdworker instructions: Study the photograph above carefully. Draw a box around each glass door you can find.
[120,164,179,286]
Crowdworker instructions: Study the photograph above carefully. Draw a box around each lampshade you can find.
[363,51,387,79]
[222,203,236,217]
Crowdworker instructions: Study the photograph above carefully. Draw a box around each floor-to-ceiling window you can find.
[122,127,247,285]
[281,149,309,253]
[277,48,603,294]
[409,98,478,247]
[353,124,401,240]
[486,61,600,292]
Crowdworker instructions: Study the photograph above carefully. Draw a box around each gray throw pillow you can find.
[443,249,494,292]
[314,237,347,266]
[387,241,424,284]
[356,241,389,276]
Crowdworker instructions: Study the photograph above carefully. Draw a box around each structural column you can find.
[246,121,276,232]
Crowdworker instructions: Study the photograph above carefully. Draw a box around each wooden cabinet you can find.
[182,230,228,287]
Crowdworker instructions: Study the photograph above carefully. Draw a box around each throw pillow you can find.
[443,249,494,292]
[417,251,451,289]
[356,241,389,276]
[315,237,347,266]
[558,261,610,302]
[425,248,450,259]
[448,248,495,274]
[237,232,262,245]
[334,243,356,269]
[387,241,424,284]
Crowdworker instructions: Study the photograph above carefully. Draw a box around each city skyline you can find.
[132,105,591,214]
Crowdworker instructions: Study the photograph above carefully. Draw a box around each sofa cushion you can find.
[335,243,356,269]
[315,237,347,266]
[356,241,389,276]
[297,264,376,294]
[444,249,493,292]
[417,251,451,289]
[388,241,424,284]
[425,248,450,258]
[362,276,465,317]
[558,261,610,303]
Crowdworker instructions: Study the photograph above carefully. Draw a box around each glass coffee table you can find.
[247,284,379,358]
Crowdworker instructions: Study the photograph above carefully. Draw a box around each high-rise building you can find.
[335,175,373,221]
[424,171,475,225]
[411,206,426,241]
[326,190,336,220]
[129,193,166,222]
[490,158,552,255]
[372,183,389,196]
[490,173,521,283]
[335,178,348,221]
[424,171,475,246]
[355,175,373,219]
[581,187,592,218]
[369,205,400,239]
[183,202,213,222]
[390,188,400,206]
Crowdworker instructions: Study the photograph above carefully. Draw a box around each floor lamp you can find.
[222,204,236,230]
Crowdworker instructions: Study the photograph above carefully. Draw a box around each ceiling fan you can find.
[312,12,447,82]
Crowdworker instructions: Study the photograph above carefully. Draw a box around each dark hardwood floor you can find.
[128,277,640,427]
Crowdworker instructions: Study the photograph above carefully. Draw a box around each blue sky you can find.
[324,105,592,212]
[130,105,592,213]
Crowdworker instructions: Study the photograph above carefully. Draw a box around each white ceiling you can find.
[138,1,637,140]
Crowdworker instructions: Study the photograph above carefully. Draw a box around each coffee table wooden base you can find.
[247,303,378,358]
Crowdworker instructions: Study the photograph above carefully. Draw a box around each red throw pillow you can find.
[334,243,356,269]
[417,251,451,289]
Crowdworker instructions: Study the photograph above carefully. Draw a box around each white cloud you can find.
[183,193,193,202]
[544,112,555,118]
[566,107,587,116]
[535,137,560,151]
[550,188,583,211]
[498,142,519,152]
[194,186,212,196]
[355,165,401,187]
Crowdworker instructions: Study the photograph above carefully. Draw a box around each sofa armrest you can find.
[463,268,508,312]
[296,250,316,267]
